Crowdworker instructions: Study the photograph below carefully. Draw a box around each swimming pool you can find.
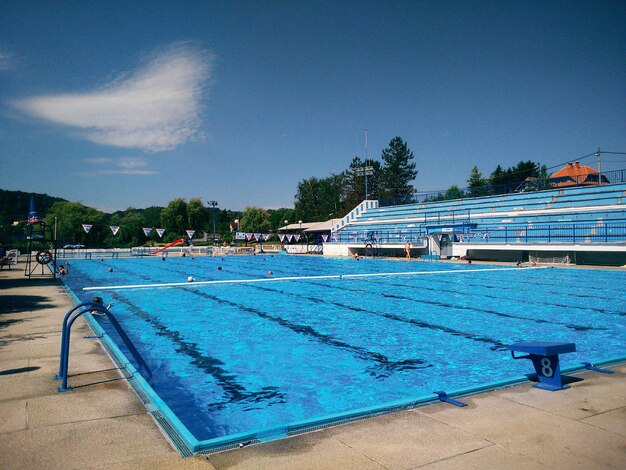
[61,256,626,453]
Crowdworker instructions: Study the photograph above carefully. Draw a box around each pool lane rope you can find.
[83,266,547,291]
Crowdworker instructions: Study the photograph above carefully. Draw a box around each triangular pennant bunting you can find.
[156,228,166,238]
[186,230,195,239]
[322,234,328,242]
[246,233,253,241]
[286,234,293,242]
[263,233,271,241]
[82,224,93,234]
[110,225,120,235]
[279,234,285,242]
[143,227,152,237]
[294,234,301,242]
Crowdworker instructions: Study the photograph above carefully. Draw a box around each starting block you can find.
[508,341,576,391]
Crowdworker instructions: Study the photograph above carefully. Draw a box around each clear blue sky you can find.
[1,1,625,212]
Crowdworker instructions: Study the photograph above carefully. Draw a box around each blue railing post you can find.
[55,302,102,380]
[56,302,111,392]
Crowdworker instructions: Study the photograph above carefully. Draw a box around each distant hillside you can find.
[0,189,67,223]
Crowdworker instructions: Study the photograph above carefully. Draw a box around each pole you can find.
[365,129,369,200]
[207,200,218,245]
[596,147,602,186]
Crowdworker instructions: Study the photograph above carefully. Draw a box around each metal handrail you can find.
[56,302,152,392]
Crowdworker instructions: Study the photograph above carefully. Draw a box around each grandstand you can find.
[324,180,626,266]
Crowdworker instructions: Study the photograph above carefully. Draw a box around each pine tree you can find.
[467,166,488,197]
[380,137,417,199]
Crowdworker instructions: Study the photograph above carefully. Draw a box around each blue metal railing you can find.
[331,230,429,244]
[56,302,151,392]
[329,222,626,245]
[460,222,626,244]
[381,168,626,207]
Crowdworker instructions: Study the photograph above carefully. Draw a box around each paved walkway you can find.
[1,264,624,469]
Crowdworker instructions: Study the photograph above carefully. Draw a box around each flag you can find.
[156,228,166,238]
[82,224,93,234]
[27,197,41,224]
[110,225,120,235]
[142,227,152,237]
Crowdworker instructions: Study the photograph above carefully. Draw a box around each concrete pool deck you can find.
[1,264,624,469]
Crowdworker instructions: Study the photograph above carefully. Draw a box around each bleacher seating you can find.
[331,182,626,245]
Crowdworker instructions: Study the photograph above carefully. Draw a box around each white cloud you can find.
[0,45,16,70]
[14,43,212,151]
[82,156,157,176]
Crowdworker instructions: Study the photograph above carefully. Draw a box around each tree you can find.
[187,198,207,231]
[268,208,295,231]
[109,208,145,247]
[444,185,464,200]
[45,201,106,247]
[240,206,271,232]
[380,137,417,200]
[294,174,343,222]
[467,166,488,197]
[489,165,508,194]
[160,198,188,235]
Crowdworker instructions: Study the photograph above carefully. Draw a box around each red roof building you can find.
[550,162,609,187]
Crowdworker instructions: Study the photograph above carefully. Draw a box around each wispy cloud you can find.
[81,156,157,176]
[0,45,16,71]
[14,43,212,151]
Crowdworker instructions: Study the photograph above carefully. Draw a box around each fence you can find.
[330,230,428,244]
[460,222,626,244]
[381,168,626,207]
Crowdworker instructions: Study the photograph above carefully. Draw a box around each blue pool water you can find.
[62,256,626,451]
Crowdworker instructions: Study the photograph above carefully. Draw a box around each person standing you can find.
[405,241,411,259]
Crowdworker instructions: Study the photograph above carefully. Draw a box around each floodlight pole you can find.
[596,147,602,186]
[208,200,218,245]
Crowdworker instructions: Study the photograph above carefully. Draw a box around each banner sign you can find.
[142,227,152,237]
[156,228,166,238]
[82,224,93,234]
[28,197,41,225]
[186,230,195,239]
[236,231,246,240]
[110,225,120,235]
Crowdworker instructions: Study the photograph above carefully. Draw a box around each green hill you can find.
[0,189,67,224]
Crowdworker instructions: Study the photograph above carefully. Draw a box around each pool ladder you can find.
[55,302,151,392]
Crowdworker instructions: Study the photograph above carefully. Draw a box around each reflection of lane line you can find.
[84,266,547,291]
